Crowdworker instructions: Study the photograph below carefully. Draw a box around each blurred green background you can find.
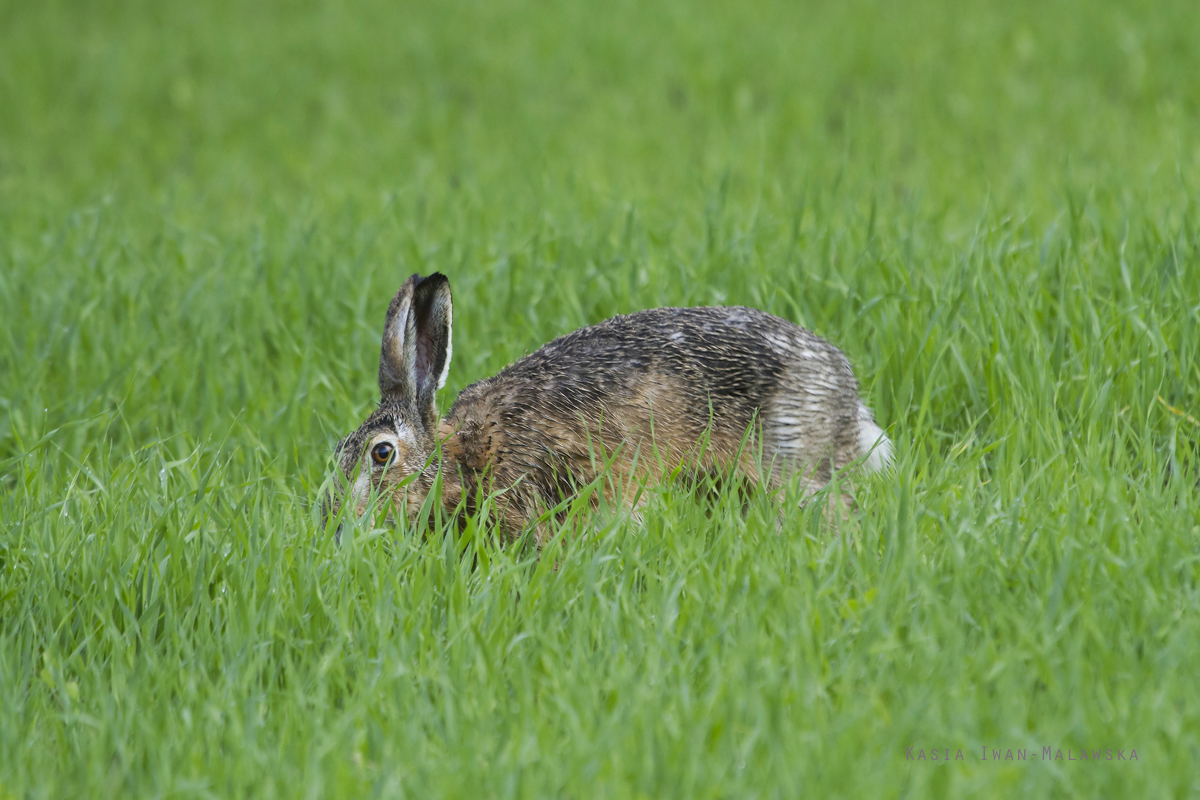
[2,0,1198,796]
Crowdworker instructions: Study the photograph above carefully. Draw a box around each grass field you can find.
[3,0,1200,796]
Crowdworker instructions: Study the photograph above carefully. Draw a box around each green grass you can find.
[2,0,1199,796]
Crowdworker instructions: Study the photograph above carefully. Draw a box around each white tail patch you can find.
[856,403,894,473]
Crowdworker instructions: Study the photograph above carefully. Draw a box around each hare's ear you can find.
[378,273,452,425]
[410,273,453,415]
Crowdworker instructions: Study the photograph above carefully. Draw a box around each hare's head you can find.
[325,272,453,527]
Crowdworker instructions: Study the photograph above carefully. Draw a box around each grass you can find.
[2,0,1199,796]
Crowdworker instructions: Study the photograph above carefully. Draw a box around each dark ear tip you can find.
[413,272,451,300]
[417,272,450,288]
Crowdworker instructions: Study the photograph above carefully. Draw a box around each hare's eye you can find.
[371,442,394,466]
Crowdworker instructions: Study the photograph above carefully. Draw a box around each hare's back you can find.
[449,306,859,438]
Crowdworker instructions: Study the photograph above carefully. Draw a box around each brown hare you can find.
[327,272,892,541]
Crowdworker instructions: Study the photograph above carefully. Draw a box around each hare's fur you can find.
[330,273,892,539]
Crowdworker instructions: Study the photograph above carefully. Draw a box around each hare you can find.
[327,272,892,540]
